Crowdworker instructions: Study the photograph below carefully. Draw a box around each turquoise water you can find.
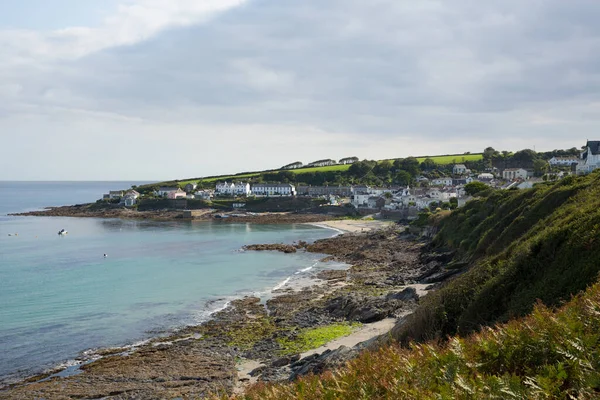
[0,182,336,384]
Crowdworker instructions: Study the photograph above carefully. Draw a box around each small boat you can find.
[58,229,68,235]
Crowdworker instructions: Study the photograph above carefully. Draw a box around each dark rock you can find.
[422,269,462,284]
[249,366,267,377]
[243,244,297,253]
[271,357,292,368]
[385,287,418,302]
[325,290,418,323]
[290,346,357,380]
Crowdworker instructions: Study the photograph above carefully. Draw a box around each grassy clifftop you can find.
[396,171,600,343]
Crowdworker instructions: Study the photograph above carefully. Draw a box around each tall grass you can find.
[223,280,600,399]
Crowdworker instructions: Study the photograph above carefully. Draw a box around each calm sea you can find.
[0,182,336,384]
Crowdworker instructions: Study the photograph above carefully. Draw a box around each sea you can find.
[0,181,341,385]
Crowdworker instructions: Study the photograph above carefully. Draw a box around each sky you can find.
[0,0,598,181]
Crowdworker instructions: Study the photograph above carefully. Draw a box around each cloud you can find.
[0,0,599,179]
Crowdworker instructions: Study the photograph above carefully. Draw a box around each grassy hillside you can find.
[226,280,600,399]
[147,153,483,188]
[222,171,600,399]
[395,172,600,343]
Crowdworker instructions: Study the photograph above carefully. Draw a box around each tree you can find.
[373,161,392,179]
[400,157,420,177]
[449,197,458,210]
[533,159,548,177]
[394,170,413,186]
[464,181,489,196]
[348,160,374,178]
[383,192,393,199]
[512,149,538,165]
[420,158,436,171]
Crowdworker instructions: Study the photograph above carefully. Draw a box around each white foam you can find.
[272,277,291,291]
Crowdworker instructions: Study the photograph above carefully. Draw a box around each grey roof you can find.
[586,141,600,155]
[252,183,294,188]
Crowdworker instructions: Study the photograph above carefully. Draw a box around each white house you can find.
[427,188,457,201]
[195,190,213,200]
[233,182,251,196]
[251,183,296,196]
[502,168,528,180]
[122,196,137,207]
[155,187,180,197]
[109,190,124,200]
[431,177,453,186]
[477,173,494,181]
[120,190,140,206]
[393,186,417,206]
[351,193,371,207]
[215,182,235,196]
[453,164,469,175]
[576,141,600,174]
[548,156,579,166]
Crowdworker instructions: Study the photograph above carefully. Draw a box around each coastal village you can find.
[100,141,599,221]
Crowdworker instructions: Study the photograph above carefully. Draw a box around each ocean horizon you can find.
[0,181,341,385]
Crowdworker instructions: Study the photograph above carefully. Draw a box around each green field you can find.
[158,153,483,188]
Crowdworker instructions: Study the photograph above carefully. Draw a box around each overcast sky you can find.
[0,0,598,180]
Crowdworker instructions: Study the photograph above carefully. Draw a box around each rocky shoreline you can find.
[0,225,455,400]
[9,204,335,224]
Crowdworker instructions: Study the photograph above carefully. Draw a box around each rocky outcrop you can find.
[243,244,297,253]
[325,288,419,323]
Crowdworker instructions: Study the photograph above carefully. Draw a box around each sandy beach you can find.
[309,219,395,233]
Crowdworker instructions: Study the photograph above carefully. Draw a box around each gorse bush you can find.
[224,281,600,399]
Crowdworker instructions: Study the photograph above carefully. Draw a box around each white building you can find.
[251,183,296,196]
[195,190,213,200]
[215,182,235,196]
[576,141,600,174]
[453,164,469,175]
[431,177,453,186]
[154,187,179,197]
[393,186,417,206]
[233,182,251,196]
[477,173,494,181]
[427,188,457,201]
[109,190,124,200]
[351,193,371,207]
[548,156,579,166]
[502,168,528,180]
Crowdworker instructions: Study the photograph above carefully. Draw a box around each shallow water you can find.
[0,182,337,383]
